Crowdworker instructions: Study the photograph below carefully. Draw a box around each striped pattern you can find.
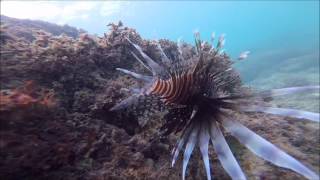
[147,72,195,105]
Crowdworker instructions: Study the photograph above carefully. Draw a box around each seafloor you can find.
[0,16,319,180]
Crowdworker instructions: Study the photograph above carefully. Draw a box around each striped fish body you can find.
[147,71,198,105]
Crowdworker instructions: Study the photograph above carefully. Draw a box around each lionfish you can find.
[110,32,319,180]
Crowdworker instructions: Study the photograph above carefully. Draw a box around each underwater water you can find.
[0,1,319,180]
[117,2,319,80]
[1,1,318,88]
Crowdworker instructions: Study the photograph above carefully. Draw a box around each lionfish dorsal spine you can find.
[127,37,167,76]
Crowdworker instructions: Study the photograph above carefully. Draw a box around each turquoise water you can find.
[93,1,319,54]
[2,1,318,86]
[88,1,319,87]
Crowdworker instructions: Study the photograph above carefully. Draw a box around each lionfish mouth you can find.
[110,32,320,180]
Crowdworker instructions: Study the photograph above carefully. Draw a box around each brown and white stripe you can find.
[147,71,194,105]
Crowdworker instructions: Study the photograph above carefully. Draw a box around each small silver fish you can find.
[238,50,250,60]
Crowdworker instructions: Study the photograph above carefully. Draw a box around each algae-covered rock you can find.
[0,17,318,180]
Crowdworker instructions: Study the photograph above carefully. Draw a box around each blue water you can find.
[2,1,318,86]
[89,1,319,56]
[84,1,319,87]
[3,1,317,104]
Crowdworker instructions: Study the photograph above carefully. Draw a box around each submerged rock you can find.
[0,18,318,180]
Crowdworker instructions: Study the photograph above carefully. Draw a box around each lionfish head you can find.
[110,32,319,180]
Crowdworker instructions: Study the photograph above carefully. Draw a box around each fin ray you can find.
[199,121,211,180]
[116,68,152,82]
[210,121,246,180]
[258,86,320,98]
[242,106,319,122]
[172,124,193,167]
[156,41,171,64]
[222,118,319,180]
[182,124,199,180]
[126,38,164,75]
[130,51,153,72]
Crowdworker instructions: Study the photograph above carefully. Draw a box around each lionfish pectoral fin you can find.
[257,85,320,98]
[172,124,193,167]
[116,68,152,82]
[199,121,211,180]
[120,87,141,94]
[242,106,320,122]
[109,95,139,111]
[210,120,246,180]
[215,85,320,101]
[167,103,188,110]
[182,124,199,180]
[222,118,319,180]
